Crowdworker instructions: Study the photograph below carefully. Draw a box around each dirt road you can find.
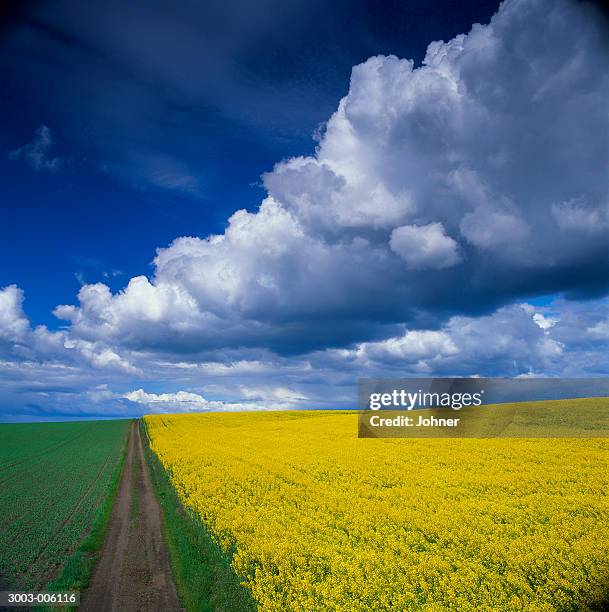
[81,421,181,611]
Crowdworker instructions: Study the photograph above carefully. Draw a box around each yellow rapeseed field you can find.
[144,409,609,611]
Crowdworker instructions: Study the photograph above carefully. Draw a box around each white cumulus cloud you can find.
[51,0,608,356]
[0,285,29,343]
[390,223,461,270]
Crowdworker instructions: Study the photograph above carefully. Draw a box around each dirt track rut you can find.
[81,421,181,611]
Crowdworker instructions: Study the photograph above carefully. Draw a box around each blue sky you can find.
[0,0,608,419]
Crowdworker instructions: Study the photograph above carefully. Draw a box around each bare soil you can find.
[81,421,182,611]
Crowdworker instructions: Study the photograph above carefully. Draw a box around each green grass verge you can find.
[140,420,256,612]
[38,421,132,611]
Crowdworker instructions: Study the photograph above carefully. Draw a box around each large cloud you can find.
[0,285,139,375]
[322,298,609,377]
[52,0,609,356]
[1,283,608,418]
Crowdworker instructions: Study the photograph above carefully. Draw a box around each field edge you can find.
[140,418,256,612]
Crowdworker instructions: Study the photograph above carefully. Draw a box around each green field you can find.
[0,419,130,591]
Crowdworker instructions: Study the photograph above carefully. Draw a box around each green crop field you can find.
[0,419,130,591]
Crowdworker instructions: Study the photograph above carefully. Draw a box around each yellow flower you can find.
[145,411,609,611]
